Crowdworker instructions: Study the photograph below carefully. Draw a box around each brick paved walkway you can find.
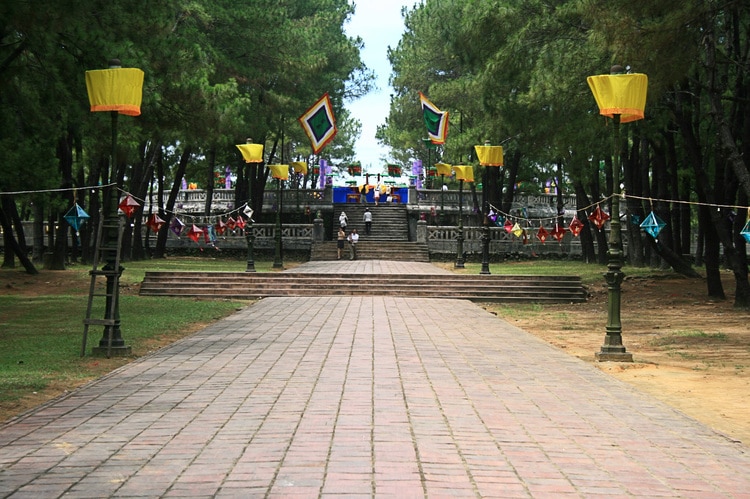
[1,262,749,497]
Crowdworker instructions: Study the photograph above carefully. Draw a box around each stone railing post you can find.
[417,219,427,243]
[313,214,325,242]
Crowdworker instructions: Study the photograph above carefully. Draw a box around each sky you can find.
[344,1,413,171]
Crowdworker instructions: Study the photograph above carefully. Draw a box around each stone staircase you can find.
[312,203,430,261]
[139,271,587,303]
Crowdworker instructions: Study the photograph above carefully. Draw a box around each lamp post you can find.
[85,59,144,356]
[587,65,647,362]
[269,164,289,268]
[475,143,504,275]
[453,165,473,268]
[435,162,451,227]
[236,139,264,272]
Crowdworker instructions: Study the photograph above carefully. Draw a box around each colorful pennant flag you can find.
[419,92,449,144]
[298,93,337,154]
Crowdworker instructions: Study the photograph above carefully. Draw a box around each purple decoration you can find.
[413,160,423,189]
[319,159,327,189]
[225,166,231,189]
[181,177,188,190]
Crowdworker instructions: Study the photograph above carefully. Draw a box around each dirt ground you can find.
[2,267,749,448]
[488,270,750,447]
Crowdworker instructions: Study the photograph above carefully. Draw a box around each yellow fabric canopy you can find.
[269,164,289,180]
[453,165,474,182]
[85,68,144,116]
[474,145,504,166]
[236,143,264,163]
[586,73,648,123]
[291,161,308,174]
[434,162,452,176]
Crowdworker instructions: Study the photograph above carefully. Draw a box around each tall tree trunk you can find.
[155,146,192,258]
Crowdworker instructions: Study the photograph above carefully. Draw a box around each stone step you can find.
[139,272,587,303]
[334,204,408,241]
[310,241,430,262]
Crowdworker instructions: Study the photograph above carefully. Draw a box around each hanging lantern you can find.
[235,215,246,230]
[291,161,308,174]
[243,204,255,222]
[569,216,584,237]
[504,219,513,233]
[169,217,185,237]
[215,219,227,235]
[387,164,401,176]
[269,164,289,180]
[236,143,264,163]
[118,194,140,218]
[63,203,90,233]
[85,66,144,116]
[588,205,610,230]
[434,162,452,177]
[741,218,750,243]
[511,222,523,238]
[453,165,474,182]
[586,72,648,124]
[427,167,437,177]
[536,226,549,243]
[146,214,165,233]
[551,223,566,242]
[640,211,666,239]
[348,163,362,176]
[186,224,203,244]
[474,145,504,167]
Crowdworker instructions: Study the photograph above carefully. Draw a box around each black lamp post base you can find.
[595,350,633,362]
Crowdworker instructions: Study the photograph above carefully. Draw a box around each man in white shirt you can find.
[363,208,372,235]
[347,229,359,260]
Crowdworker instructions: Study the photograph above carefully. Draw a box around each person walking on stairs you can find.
[339,211,348,229]
[363,208,372,235]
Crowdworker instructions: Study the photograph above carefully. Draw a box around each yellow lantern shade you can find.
[236,143,264,163]
[586,73,648,123]
[269,164,289,180]
[291,161,308,174]
[474,145,504,166]
[453,165,474,182]
[434,162,452,176]
[85,68,144,116]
